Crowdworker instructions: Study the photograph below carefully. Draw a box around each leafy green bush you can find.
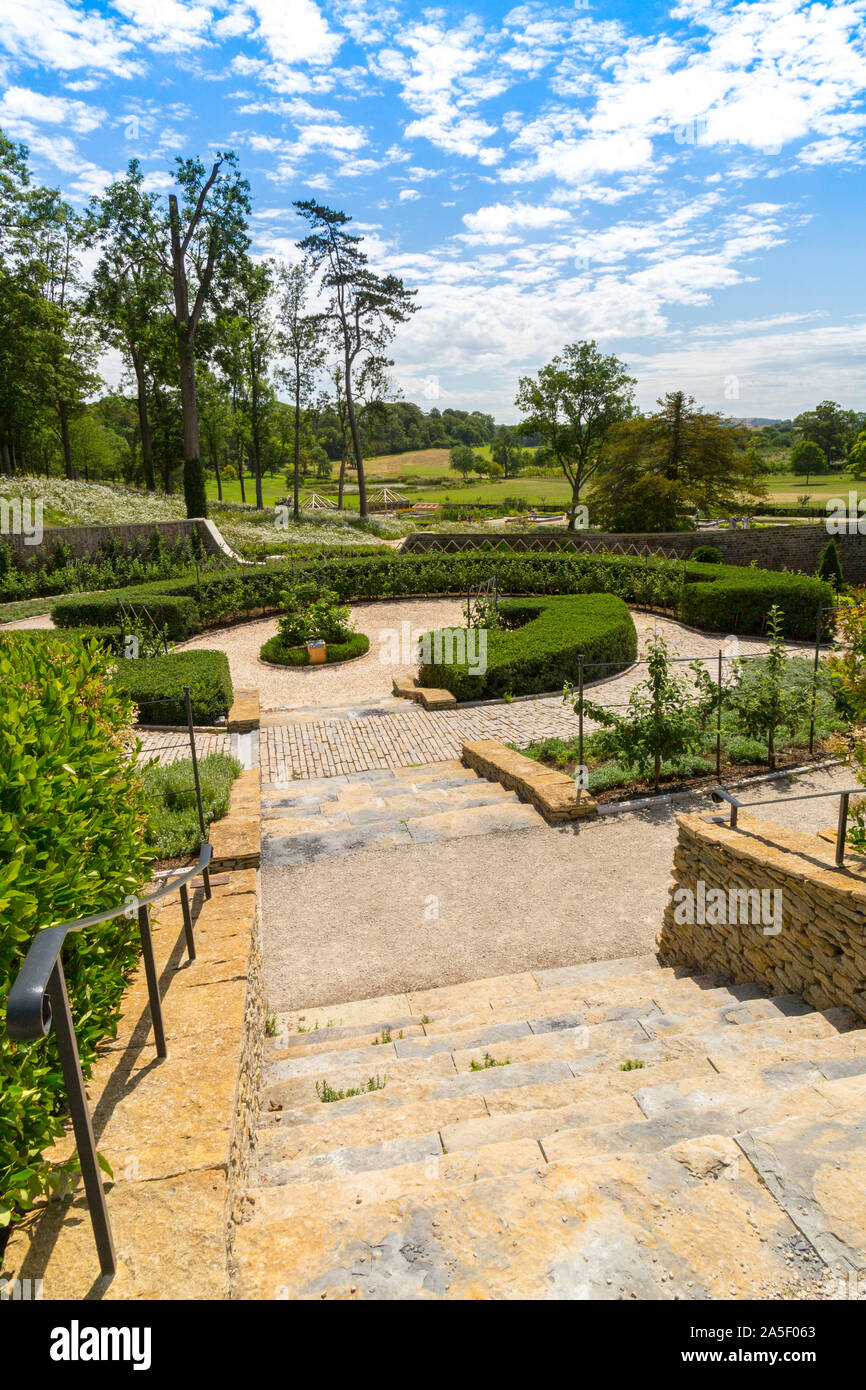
[112,651,233,725]
[50,547,834,644]
[0,636,152,1229]
[260,632,370,666]
[418,594,637,700]
[816,539,843,590]
[680,564,832,640]
[689,544,723,563]
[52,582,200,640]
[276,582,355,645]
[142,753,242,858]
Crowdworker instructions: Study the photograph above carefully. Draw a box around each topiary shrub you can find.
[112,651,233,725]
[418,593,637,700]
[0,635,153,1230]
[260,632,370,666]
[816,538,843,590]
[689,544,723,564]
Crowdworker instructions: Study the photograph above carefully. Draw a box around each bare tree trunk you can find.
[58,401,75,479]
[132,359,155,491]
[237,438,246,505]
[293,372,301,522]
[343,355,367,518]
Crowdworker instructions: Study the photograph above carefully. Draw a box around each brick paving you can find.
[137,729,233,766]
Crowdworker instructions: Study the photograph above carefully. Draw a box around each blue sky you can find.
[1,0,865,422]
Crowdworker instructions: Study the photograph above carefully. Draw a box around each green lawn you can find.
[761,472,862,507]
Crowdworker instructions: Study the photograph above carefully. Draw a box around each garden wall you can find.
[658,811,866,1020]
[2,517,239,562]
[406,526,866,581]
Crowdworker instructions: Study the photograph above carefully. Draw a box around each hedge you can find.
[259,632,370,666]
[0,636,153,1230]
[112,651,233,725]
[49,548,835,643]
[418,594,638,700]
[679,562,832,640]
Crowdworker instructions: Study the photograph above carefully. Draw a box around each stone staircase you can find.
[260,758,544,866]
[231,953,866,1299]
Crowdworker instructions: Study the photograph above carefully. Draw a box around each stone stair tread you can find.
[736,1113,866,1274]
[232,1140,815,1300]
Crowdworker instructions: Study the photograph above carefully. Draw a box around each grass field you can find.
[762,473,862,506]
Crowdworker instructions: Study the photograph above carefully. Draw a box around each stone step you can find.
[232,1139,817,1300]
[262,761,480,807]
[261,800,542,866]
[635,1061,866,1121]
[262,779,515,824]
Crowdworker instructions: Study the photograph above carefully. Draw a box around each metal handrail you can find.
[5,841,213,1279]
[709,785,862,867]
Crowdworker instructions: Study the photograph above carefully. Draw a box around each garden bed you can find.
[259,632,370,667]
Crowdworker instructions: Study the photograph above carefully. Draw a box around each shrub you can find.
[112,651,233,725]
[142,753,242,858]
[52,582,200,640]
[418,593,637,700]
[276,582,355,645]
[260,632,370,666]
[724,606,814,767]
[816,539,843,590]
[680,564,832,640]
[689,544,723,563]
[0,636,153,1229]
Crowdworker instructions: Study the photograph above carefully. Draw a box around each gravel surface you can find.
[261,762,854,1011]
[175,598,466,710]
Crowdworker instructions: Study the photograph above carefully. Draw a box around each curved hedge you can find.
[260,632,370,666]
[50,547,834,643]
[418,594,638,700]
[112,651,233,725]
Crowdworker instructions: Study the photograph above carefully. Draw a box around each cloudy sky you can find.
[1,0,865,422]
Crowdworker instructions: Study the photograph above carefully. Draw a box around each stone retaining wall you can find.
[658,811,866,1020]
[406,526,866,581]
[1,516,241,562]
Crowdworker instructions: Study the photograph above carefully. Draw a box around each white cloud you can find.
[245,0,341,66]
[398,187,420,200]
[462,200,571,243]
[0,0,142,75]
[0,83,106,134]
[112,0,214,52]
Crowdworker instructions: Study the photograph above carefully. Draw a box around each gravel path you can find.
[261,762,854,1010]
[175,598,466,711]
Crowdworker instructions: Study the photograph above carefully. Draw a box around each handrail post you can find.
[730,800,738,829]
[179,882,196,961]
[138,903,167,1058]
[716,649,722,780]
[184,683,211,899]
[836,793,850,868]
[577,653,584,805]
[47,961,116,1278]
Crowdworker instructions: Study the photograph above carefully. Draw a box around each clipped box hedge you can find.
[259,632,370,666]
[112,651,233,725]
[49,548,835,644]
[680,562,832,640]
[418,593,638,700]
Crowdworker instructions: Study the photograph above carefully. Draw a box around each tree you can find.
[816,538,843,590]
[167,152,251,517]
[575,631,704,792]
[515,341,635,529]
[794,401,860,465]
[293,200,417,517]
[845,430,866,480]
[726,607,812,768]
[219,256,277,509]
[450,444,476,480]
[591,391,764,531]
[790,438,826,484]
[86,162,173,492]
[491,425,525,478]
[277,260,327,521]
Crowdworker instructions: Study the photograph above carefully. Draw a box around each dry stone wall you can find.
[658,811,866,1020]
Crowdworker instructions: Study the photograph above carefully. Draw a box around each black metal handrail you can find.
[709,785,862,867]
[5,842,213,1280]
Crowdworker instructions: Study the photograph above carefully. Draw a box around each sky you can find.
[1,0,865,423]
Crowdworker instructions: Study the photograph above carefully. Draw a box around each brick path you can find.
[137,729,233,766]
